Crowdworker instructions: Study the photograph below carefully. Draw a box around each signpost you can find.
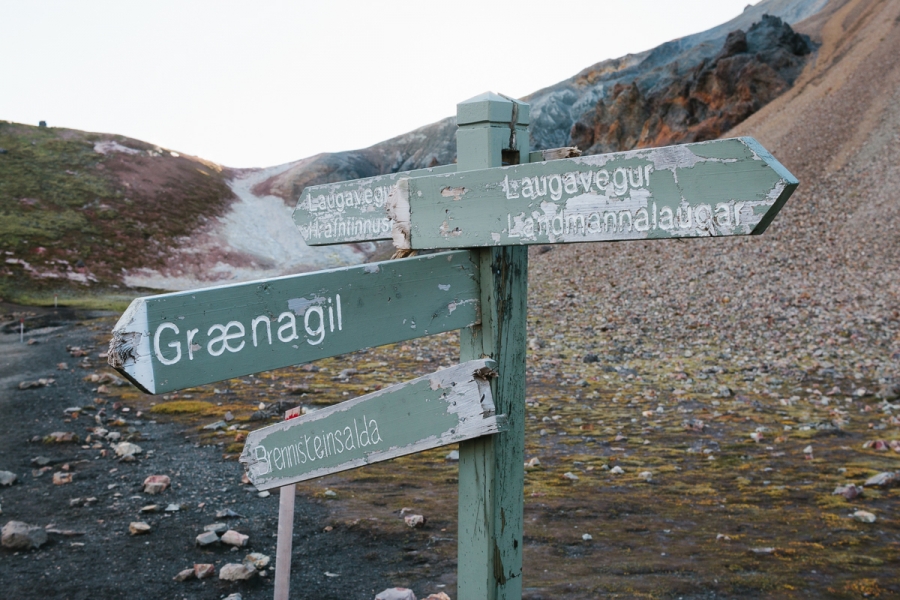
[240,358,505,490]
[111,90,797,600]
[108,250,480,394]
[293,164,456,245]
[389,137,796,250]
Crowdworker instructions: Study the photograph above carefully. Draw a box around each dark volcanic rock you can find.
[265,3,823,203]
[570,15,813,155]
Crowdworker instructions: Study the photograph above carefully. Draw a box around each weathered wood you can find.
[239,359,506,490]
[293,147,587,247]
[389,136,798,249]
[528,147,581,162]
[292,164,456,246]
[456,92,528,600]
[274,406,301,600]
[107,250,480,394]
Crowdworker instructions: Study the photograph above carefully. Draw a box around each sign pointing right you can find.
[387,136,798,250]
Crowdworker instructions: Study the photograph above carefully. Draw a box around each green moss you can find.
[150,400,221,415]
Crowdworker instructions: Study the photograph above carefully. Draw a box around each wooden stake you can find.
[274,407,301,600]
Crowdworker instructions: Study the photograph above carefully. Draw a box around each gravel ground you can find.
[0,308,447,600]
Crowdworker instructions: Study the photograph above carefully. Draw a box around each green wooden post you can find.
[456,92,529,599]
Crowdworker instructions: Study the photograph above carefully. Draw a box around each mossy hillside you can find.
[0,121,234,303]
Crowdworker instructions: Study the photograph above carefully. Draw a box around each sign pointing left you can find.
[108,251,480,394]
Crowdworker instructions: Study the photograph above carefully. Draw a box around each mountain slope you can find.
[1,0,832,299]
[264,0,828,205]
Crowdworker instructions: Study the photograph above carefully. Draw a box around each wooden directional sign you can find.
[292,164,456,246]
[107,251,480,394]
[240,359,505,490]
[292,148,581,246]
[389,137,797,249]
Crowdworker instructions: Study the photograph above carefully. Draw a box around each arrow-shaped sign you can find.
[108,250,480,394]
[292,164,456,246]
[388,137,797,249]
[240,359,505,490]
[292,148,582,247]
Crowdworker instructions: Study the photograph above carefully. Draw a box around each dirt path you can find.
[0,309,442,600]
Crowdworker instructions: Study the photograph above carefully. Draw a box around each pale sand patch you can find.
[123,163,370,291]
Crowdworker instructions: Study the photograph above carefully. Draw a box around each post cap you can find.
[457,92,530,127]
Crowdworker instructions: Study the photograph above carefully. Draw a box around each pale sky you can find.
[1,1,758,168]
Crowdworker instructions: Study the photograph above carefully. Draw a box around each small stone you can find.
[53,472,73,485]
[204,522,228,534]
[224,411,234,421]
[323,489,337,498]
[375,589,417,600]
[195,531,220,546]
[143,475,170,494]
[525,457,541,468]
[423,594,450,600]
[257,491,270,498]
[44,431,77,443]
[114,442,142,458]
[140,504,160,513]
[610,466,625,474]
[582,533,593,541]
[223,594,243,600]
[833,484,863,500]
[853,510,877,523]
[445,450,459,461]
[0,471,17,486]
[863,472,897,488]
[243,552,271,569]
[165,503,180,512]
[2,521,48,550]
[638,471,653,480]
[750,547,775,554]
[563,472,579,481]
[19,378,54,390]
[203,420,226,431]
[193,563,215,579]
[129,521,151,535]
[173,568,195,582]
[877,381,900,401]
[31,456,52,467]
[583,353,600,363]
[219,563,257,581]
[404,514,426,528]
[862,440,889,451]
[221,529,249,547]
[216,508,245,519]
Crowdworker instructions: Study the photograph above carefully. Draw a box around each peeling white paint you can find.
[387,178,411,249]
